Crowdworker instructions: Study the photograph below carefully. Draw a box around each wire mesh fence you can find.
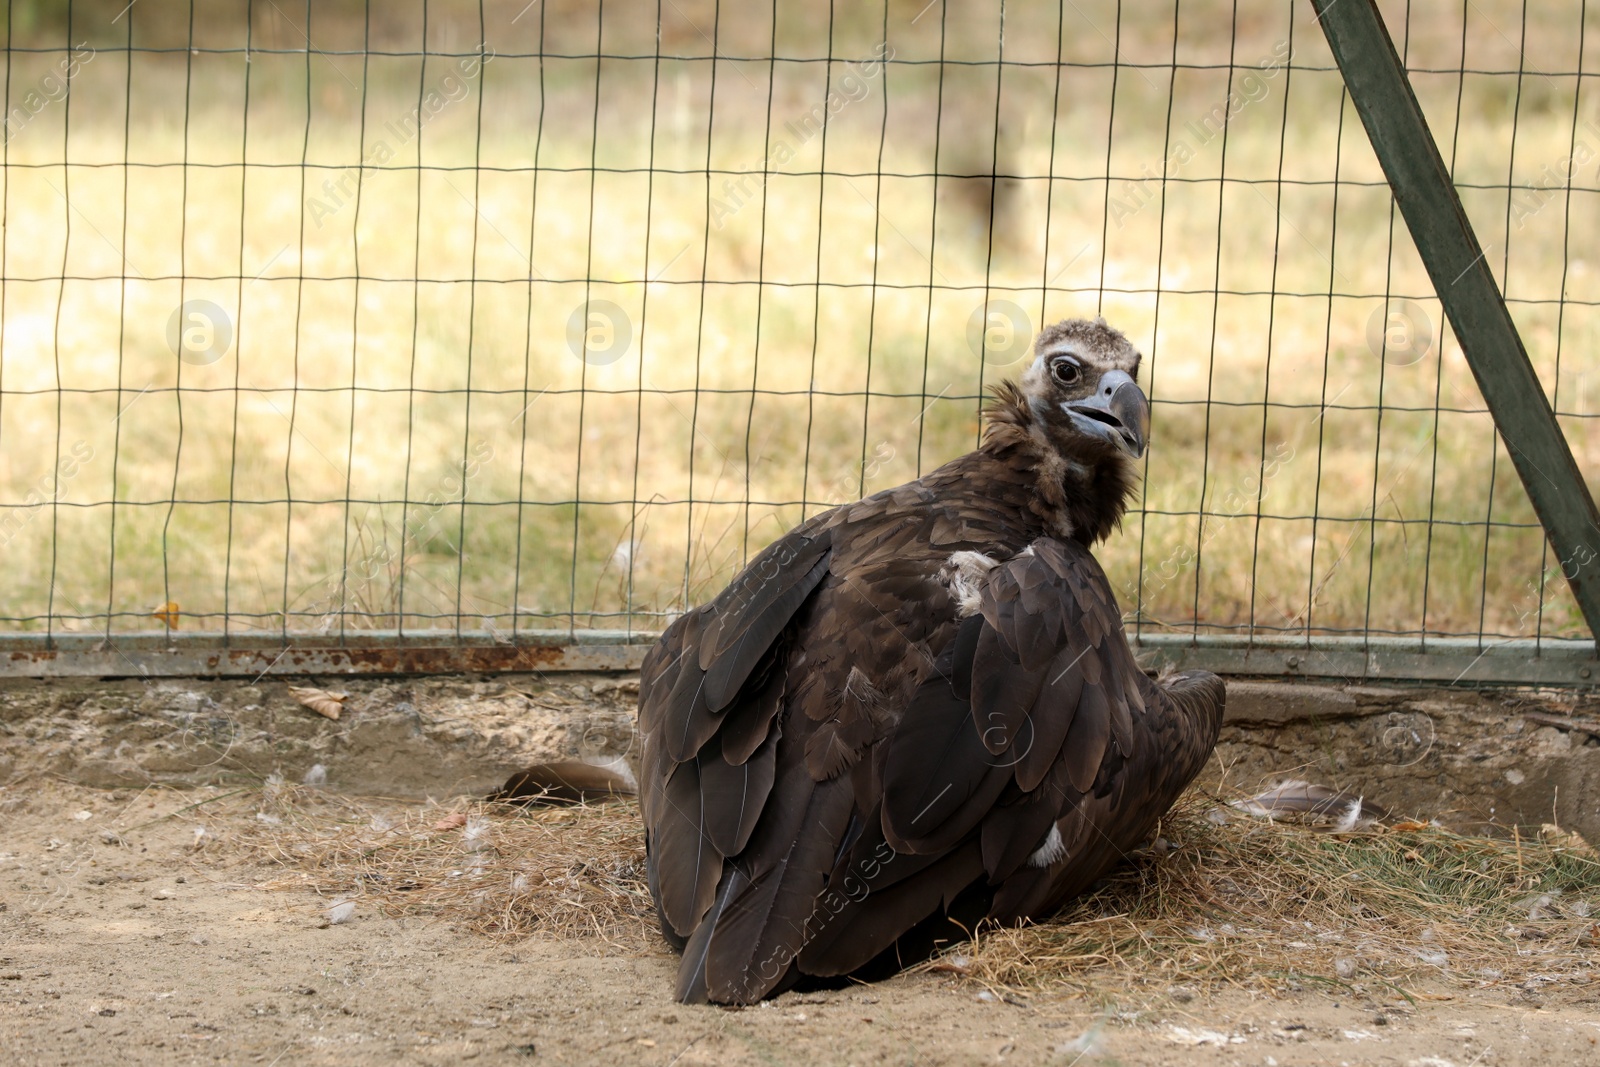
[0,0,1597,655]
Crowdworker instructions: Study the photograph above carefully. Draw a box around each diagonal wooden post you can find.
[1312,0,1600,650]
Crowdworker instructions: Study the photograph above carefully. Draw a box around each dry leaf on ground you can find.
[288,686,348,720]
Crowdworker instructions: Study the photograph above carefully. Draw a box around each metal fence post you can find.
[1312,0,1600,650]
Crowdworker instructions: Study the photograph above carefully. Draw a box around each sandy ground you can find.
[3,780,1599,1067]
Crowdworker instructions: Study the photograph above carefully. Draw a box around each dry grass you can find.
[928,794,1600,1000]
[2,0,1599,641]
[230,781,1600,999]
[238,781,653,946]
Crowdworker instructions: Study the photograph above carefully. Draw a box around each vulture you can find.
[637,317,1225,1004]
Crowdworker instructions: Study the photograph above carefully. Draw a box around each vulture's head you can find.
[1018,317,1149,462]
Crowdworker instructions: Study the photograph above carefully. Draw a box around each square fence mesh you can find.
[0,0,1596,651]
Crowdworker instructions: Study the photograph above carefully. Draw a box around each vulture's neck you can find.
[978,381,1137,546]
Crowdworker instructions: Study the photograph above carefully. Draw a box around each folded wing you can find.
[639,528,833,949]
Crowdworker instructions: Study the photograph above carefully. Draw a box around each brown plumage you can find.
[637,317,1225,1004]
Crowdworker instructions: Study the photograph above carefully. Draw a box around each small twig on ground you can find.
[1522,711,1600,740]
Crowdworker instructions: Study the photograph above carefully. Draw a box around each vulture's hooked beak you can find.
[1063,370,1149,458]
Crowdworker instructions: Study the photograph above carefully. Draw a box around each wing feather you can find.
[653,757,723,936]
[880,619,1012,854]
[1011,644,1085,792]
[704,549,832,711]
[718,659,786,765]
[969,626,1046,756]
[674,870,739,1003]
[698,728,780,857]
[1063,681,1112,793]
[662,636,719,764]
[980,758,1079,880]
[700,771,855,1002]
[798,839,985,976]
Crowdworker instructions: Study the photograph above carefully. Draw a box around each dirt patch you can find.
[4,780,1600,1066]
[0,674,639,799]
[7,674,1600,837]
[7,673,1600,845]
[6,676,1600,1063]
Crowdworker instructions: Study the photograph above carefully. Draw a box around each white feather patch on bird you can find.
[941,551,999,618]
[1027,824,1066,868]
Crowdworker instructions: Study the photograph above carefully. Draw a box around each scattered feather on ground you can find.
[1230,780,1388,831]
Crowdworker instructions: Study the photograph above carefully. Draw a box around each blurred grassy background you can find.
[0,0,1596,642]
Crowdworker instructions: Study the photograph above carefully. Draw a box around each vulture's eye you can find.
[1050,359,1082,387]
